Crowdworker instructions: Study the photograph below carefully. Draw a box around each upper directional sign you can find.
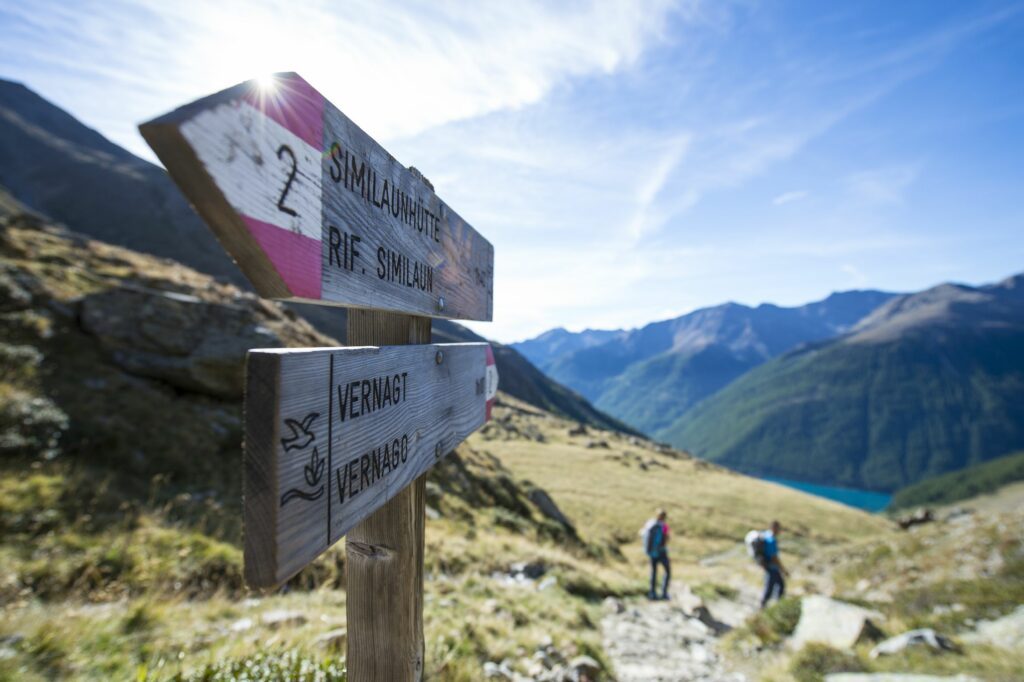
[139,73,494,321]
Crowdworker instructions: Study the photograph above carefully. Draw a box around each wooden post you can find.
[345,309,430,681]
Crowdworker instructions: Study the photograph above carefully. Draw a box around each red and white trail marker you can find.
[140,72,493,321]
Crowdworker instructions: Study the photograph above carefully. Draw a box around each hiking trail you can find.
[601,584,759,681]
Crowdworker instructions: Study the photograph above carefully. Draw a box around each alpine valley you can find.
[514,276,1024,493]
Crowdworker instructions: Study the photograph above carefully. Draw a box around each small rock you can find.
[482,660,514,680]
[425,505,441,520]
[537,576,557,591]
[568,424,588,437]
[229,617,254,632]
[0,633,23,661]
[585,439,609,449]
[870,628,958,658]
[314,627,347,651]
[897,507,934,530]
[533,649,554,669]
[567,654,601,681]
[260,610,307,629]
[510,560,547,580]
[603,597,625,614]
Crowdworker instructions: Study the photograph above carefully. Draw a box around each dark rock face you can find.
[528,487,576,534]
[79,286,284,399]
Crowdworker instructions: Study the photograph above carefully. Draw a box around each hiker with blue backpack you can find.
[641,509,671,600]
[746,520,788,608]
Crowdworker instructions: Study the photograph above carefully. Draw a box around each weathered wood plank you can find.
[242,341,498,588]
[139,72,494,321]
[346,311,430,682]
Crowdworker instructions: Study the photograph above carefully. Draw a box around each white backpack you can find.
[745,529,767,562]
[639,519,657,551]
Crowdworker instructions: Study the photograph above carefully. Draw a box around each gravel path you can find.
[601,591,750,682]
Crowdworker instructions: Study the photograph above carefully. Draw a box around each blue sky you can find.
[2,0,1022,342]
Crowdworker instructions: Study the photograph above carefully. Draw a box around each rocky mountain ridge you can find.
[514,290,897,435]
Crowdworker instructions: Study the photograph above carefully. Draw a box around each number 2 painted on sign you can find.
[276,144,299,217]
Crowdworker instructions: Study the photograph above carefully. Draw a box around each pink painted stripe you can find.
[242,215,321,299]
[244,74,324,149]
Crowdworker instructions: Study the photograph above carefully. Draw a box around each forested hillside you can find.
[665,278,1024,491]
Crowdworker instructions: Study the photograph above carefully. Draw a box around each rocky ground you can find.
[600,586,757,681]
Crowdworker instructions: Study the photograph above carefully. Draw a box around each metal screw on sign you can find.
[435,350,444,365]
[434,443,443,459]
[437,296,446,313]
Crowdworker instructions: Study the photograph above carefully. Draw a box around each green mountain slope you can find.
[594,345,759,435]
[890,450,1024,510]
[663,278,1024,491]
[517,292,897,434]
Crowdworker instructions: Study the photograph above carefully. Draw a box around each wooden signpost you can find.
[140,72,497,681]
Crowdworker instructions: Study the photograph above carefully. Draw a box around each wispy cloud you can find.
[627,134,692,238]
[0,0,681,159]
[773,190,809,205]
[841,263,868,287]
[846,164,921,205]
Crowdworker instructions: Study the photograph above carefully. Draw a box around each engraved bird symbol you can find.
[281,412,319,452]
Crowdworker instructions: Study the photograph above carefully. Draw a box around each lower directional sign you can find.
[244,342,498,588]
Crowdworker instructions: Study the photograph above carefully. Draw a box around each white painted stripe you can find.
[485,363,499,401]
[181,101,321,240]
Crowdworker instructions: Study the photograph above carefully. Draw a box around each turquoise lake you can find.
[765,477,892,512]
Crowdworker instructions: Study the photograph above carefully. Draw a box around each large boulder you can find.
[790,596,885,650]
[80,285,283,398]
[961,604,1024,650]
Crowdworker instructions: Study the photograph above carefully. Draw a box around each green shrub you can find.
[746,596,802,645]
[789,643,867,682]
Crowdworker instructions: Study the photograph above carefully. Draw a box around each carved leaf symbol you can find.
[305,447,325,487]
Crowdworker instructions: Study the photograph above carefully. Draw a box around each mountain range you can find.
[515,279,1024,492]
[0,77,631,433]
[515,291,897,435]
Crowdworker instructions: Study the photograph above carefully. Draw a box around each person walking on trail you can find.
[760,520,788,608]
[641,509,671,600]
